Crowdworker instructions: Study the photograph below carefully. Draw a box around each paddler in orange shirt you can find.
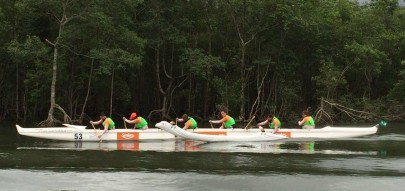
[123,112,148,130]
[209,111,236,129]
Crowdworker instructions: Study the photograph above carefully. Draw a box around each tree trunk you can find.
[110,67,115,117]
[16,62,19,121]
[203,78,210,118]
[188,73,192,113]
[225,0,253,119]
[78,59,94,124]
[39,0,74,126]
[148,46,171,120]
[239,46,246,118]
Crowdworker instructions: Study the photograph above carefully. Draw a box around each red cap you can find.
[130,112,137,120]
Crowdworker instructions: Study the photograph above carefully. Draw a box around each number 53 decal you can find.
[74,133,82,140]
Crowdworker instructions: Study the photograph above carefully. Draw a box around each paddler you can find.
[209,111,236,129]
[256,115,281,133]
[175,114,198,130]
[90,112,115,138]
[123,112,148,130]
[298,110,315,129]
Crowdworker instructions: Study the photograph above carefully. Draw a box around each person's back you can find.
[298,111,315,129]
[223,114,235,129]
[103,117,115,130]
[186,116,197,129]
[123,112,148,130]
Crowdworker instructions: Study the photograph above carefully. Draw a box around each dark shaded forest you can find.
[0,0,404,126]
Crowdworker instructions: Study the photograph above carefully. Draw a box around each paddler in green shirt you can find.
[298,110,315,129]
[175,114,197,130]
[209,111,236,129]
[256,115,281,133]
[123,112,149,130]
[90,112,115,138]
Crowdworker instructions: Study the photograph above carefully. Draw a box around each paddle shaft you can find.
[90,122,102,142]
[244,116,256,129]
[123,119,127,129]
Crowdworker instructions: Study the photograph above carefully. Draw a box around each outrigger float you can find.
[15,121,381,142]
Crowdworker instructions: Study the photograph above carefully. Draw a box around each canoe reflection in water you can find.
[18,140,377,155]
[197,141,378,155]
[18,140,204,152]
[299,142,315,153]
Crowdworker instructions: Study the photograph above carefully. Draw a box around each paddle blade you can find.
[378,120,387,127]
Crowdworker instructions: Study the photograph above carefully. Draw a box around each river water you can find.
[1,122,405,191]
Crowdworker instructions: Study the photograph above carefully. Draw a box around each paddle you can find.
[243,116,256,129]
[123,118,127,129]
[209,121,214,128]
[90,122,102,142]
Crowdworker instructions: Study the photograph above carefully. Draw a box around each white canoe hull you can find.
[279,126,378,139]
[155,121,287,142]
[16,122,378,142]
[16,124,175,141]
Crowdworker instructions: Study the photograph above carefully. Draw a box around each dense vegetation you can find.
[0,0,404,126]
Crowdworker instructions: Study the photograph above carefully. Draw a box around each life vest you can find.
[102,118,115,130]
[135,117,148,129]
[224,115,235,128]
[269,117,281,129]
[187,117,197,129]
[303,116,315,126]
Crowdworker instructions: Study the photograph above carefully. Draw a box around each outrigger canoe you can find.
[16,121,379,142]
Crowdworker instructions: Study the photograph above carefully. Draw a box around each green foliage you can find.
[90,48,142,75]
[180,48,225,79]
[312,60,347,99]
[7,36,51,114]
[7,36,49,62]
[0,0,404,123]
[388,61,405,102]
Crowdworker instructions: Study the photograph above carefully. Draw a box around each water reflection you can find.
[18,140,197,152]
[17,140,378,156]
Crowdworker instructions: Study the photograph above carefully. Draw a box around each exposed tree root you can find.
[38,104,71,127]
[315,98,383,125]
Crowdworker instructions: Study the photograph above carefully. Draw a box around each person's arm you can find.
[256,120,269,127]
[176,118,184,123]
[209,119,221,124]
[123,117,135,124]
[183,121,191,130]
[298,117,307,126]
[134,118,141,124]
[210,116,227,124]
[90,119,103,125]
[98,120,110,138]
[273,120,279,133]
